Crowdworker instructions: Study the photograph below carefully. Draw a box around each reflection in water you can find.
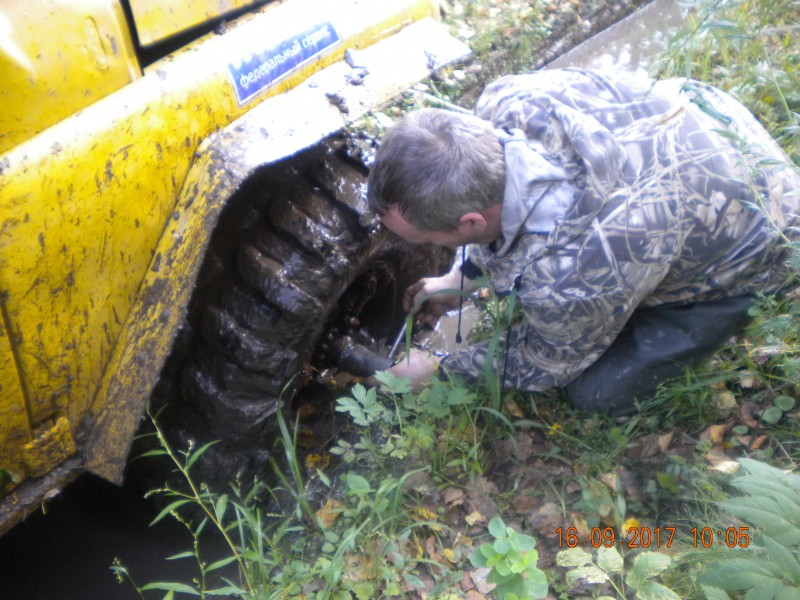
[550,0,689,76]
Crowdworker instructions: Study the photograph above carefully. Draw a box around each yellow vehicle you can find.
[0,0,468,534]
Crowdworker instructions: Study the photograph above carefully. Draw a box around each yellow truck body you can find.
[0,0,469,534]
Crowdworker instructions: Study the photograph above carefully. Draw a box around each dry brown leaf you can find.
[705,450,740,474]
[296,403,321,422]
[511,494,541,513]
[315,499,343,528]
[443,487,466,508]
[504,398,525,418]
[600,471,619,491]
[470,568,496,595]
[465,511,486,526]
[527,501,564,536]
[625,433,663,458]
[304,453,330,471]
[735,403,759,428]
[734,434,769,450]
[658,431,674,453]
[425,536,445,566]
[701,423,729,445]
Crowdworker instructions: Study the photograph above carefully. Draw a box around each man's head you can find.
[367,108,505,236]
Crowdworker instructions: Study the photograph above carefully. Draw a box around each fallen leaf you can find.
[735,403,759,428]
[469,568,496,595]
[625,433,664,458]
[735,434,769,450]
[504,398,525,418]
[425,536,445,566]
[403,471,441,501]
[700,423,729,445]
[304,453,330,470]
[443,487,466,508]
[316,499,343,528]
[705,450,739,474]
[658,431,674,453]
[465,511,485,526]
[527,502,564,536]
[511,494,541,513]
[296,404,321,422]
[600,471,619,491]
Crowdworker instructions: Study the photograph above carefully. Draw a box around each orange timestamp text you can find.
[555,526,751,549]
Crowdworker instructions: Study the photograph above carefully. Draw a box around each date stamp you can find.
[555,526,751,549]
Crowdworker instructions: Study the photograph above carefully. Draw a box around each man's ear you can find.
[458,212,488,233]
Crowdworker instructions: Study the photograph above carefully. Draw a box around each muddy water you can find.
[0,2,689,598]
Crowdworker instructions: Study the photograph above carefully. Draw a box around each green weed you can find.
[470,515,549,599]
[557,545,681,599]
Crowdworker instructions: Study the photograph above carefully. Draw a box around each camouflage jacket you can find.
[442,69,800,391]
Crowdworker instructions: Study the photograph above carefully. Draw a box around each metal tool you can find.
[387,321,408,361]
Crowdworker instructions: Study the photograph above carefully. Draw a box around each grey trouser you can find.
[565,295,756,415]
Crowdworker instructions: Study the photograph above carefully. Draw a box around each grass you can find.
[117,0,800,598]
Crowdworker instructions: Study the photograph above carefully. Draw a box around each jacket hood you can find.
[493,104,628,259]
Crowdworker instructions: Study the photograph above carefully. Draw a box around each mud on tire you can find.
[145,136,453,490]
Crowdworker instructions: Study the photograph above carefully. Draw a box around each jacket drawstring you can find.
[456,245,466,343]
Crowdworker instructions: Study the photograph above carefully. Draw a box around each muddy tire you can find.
[145,137,453,490]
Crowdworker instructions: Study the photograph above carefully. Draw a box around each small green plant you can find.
[470,515,549,599]
[332,370,488,476]
[696,458,800,600]
[557,546,681,600]
[115,412,261,598]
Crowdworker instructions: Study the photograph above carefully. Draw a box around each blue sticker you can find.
[228,22,341,105]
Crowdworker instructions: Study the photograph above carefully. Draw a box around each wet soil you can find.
[0,474,229,600]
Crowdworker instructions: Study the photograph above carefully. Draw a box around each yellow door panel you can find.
[0,0,438,461]
[129,0,264,46]
[0,0,140,154]
[0,306,31,482]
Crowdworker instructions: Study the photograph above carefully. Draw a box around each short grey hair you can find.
[367,108,505,231]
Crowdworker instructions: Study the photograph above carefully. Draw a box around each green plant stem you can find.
[148,410,255,596]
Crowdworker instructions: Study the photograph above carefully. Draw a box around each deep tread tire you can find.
[147,138,453,490]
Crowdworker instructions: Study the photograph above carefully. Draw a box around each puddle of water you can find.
[417,303,480,354]
[549,0,689,76]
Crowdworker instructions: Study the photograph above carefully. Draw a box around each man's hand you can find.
[387,348,441,390]
[404,269,463,327]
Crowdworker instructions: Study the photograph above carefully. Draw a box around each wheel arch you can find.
[83,20,470,484]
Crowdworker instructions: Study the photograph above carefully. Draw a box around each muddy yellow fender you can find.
[0,0,469,533]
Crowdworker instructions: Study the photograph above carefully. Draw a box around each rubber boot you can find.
[565,295,756,415]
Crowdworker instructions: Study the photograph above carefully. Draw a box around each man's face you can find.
[380,207,471,248]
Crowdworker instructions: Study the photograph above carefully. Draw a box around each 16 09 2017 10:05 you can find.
[555,526,751,549]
